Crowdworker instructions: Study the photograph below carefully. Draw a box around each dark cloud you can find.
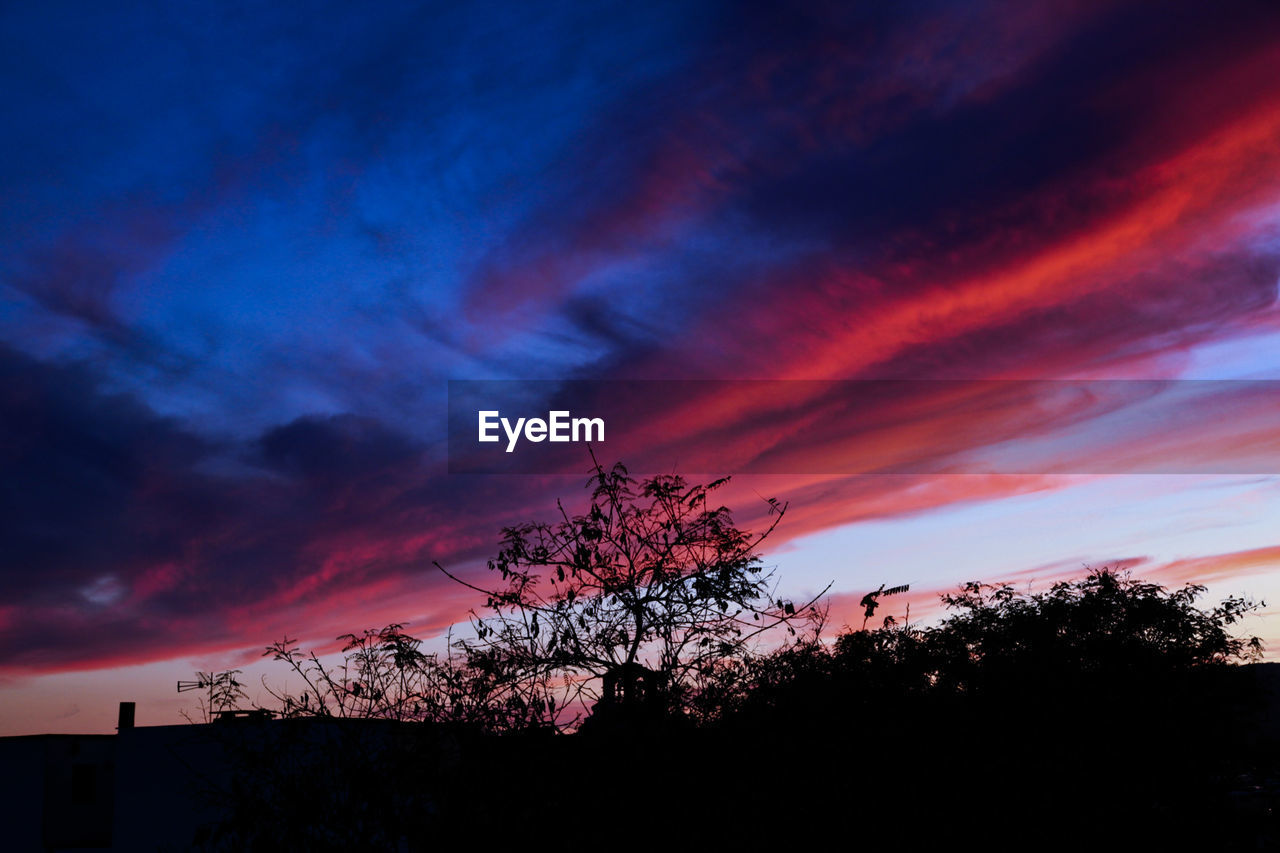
[258,414,424,483]
[0,345,566,671]
[0,346,220,595]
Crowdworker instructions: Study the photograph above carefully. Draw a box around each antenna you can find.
[178,670,248,722]
[177,670,240,693]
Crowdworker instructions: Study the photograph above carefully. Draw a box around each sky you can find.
[3,0,1280,735]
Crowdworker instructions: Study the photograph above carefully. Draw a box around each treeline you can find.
[192,569,1277,850]
[189,464,1277,849]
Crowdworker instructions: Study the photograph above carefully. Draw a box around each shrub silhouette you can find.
[210,469,1273,847]
[700,568,1269,847]
[260,624,543,732]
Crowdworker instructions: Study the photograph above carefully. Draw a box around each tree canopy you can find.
[436,457,827,729]
[198,473,1274,847]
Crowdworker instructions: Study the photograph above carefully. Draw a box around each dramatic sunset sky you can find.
[4,0,1280,735]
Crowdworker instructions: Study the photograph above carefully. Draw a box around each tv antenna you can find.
[178,670,247,721]
[177,670,241,694]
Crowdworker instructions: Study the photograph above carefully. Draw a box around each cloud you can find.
[0,345,569,672]
[4,0,1280,686]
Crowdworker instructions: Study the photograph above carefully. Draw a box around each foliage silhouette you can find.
[261,624,542,732]
[695,567,1270,847]
[434,456,829,729]
[699,568,1263,721]
[205,467,1277,846]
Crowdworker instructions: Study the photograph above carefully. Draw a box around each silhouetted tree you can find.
[695,567,1270,847]
[436,457,829,729]
[929,568,1263,679]
[204,500,1278,849]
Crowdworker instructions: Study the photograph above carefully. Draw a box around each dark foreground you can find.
[7,664,1276,851]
